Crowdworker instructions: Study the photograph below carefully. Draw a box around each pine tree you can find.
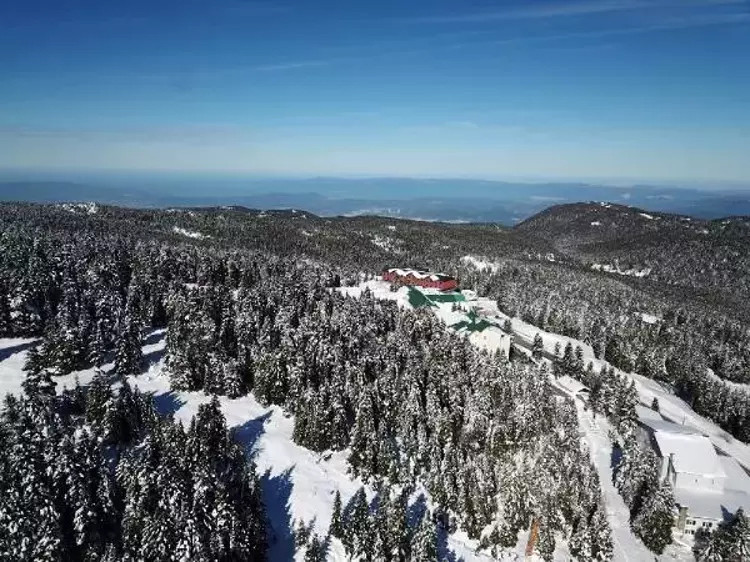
[589,501,614,561]
[631,480,674,554]
[411,511,438,562]
[532,333,544,360]
[330,490,344,539]
[346,487,371,558]
[304,533,328,562]
[651,397,660,412]
[85,369,112,428]
[114,311,143,375]
[724,507,750,561]
[0,283,11,337]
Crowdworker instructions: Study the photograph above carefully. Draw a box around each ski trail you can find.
[561,384,656,562]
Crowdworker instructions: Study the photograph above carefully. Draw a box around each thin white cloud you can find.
[251,9,749,73]
[252,59,335,72]
[446,12,750,48]
[445,120,480,129]
[407,0,746,24]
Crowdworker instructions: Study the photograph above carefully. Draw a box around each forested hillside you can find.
[1,200,749,560]
[0,202,615,561]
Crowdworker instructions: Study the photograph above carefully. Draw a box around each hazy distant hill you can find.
[515,201,750,309]
[2,178,749,224]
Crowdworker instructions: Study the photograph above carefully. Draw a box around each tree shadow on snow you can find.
[610,442,623,471]
[232,411,272,460]
[261,466,295,562]
[0,340,37,363]
[407,492,429,528]
[140,347,166,372]
[436,522,462,562]
[406,493,462,562]
[143,331,164,346]
[151,391,186,417]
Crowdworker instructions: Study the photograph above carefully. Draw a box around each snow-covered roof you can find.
[720,456,750,496]
[386,268,453,282]
[638,411,699,435]
[636,404,664,422]
[674,485,748,521]
[557,375,589,396]
[653,431,726,478]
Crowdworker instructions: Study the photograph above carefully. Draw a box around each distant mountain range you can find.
[2,178,749,224]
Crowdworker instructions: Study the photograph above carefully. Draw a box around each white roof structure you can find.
[386,268,451,282]
[673,456,750,521]
[636,404,664,422]
[557,375,589,396]
[653,431,726,478]
[639,416,699,436]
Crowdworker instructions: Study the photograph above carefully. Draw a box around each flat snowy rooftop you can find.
[675,485,749,521]
[653,431,726,478]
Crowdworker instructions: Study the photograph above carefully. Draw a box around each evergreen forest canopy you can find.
[1,200,749,560]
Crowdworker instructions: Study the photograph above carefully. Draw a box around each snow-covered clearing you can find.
[591,263,652,278]
[172,226,210,239]
[461,255,500,273]
[57,202,99,215]
[370,235,402,253]
[639,312,660,325]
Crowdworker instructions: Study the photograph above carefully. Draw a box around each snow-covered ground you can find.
[172,226,211,239]
[591,263,652,278]
[57,202,99,215]
[473,296,750,473]
[370,235,402,253]
[461,255,500,273]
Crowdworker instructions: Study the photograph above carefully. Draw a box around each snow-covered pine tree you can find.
[410,511,438,562]
[113,310,143,375]
[630,480,674,554]
[532,333,544,360]
[330,490,344,539]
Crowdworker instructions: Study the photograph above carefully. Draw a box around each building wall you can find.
[675,514,722,540]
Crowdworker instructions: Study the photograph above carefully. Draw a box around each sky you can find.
[1,0,750,185]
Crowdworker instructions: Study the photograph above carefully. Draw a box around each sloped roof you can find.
[387,268,454,282]
[653,431,726,478]
[557,375,589,395]
[674,485,748,521]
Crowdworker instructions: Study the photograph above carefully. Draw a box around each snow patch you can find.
[591,221,602,226]
[639,312,660,324]
[461,255,500,273]
[172,226,210,240]
[591,262,651,278]
[57,202,99,215]
[370,235,402,253]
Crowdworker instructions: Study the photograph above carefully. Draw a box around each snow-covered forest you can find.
[1,201,749,560]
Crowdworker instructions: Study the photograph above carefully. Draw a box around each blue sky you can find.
[2,0,749,184]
